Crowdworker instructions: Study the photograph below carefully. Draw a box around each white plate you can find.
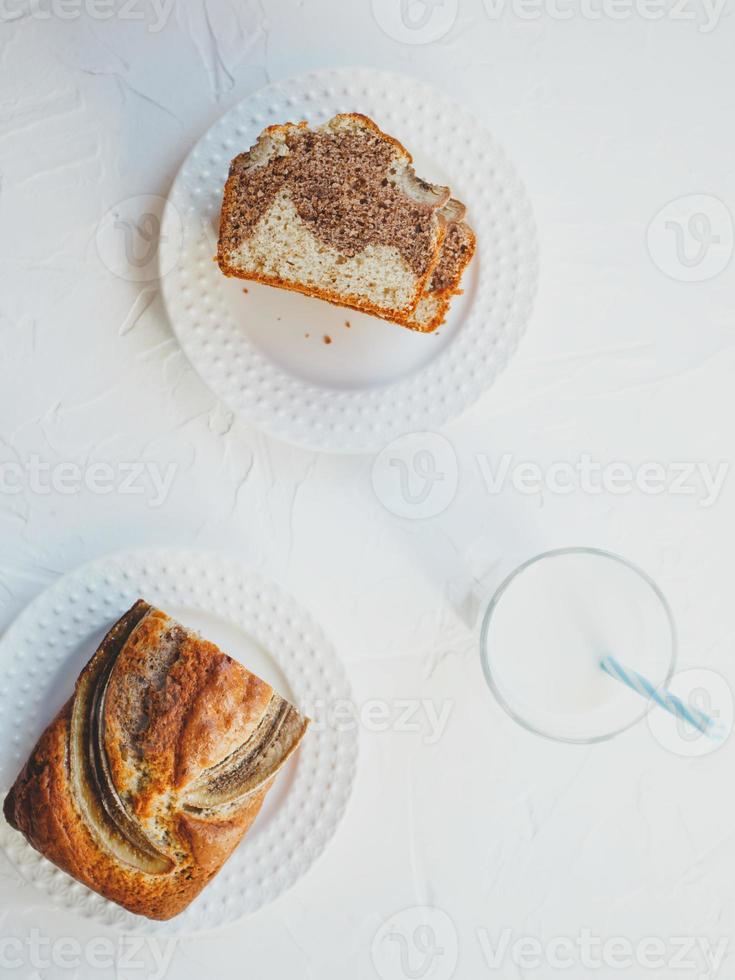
[161,67,538,453]
[0,550,357,935]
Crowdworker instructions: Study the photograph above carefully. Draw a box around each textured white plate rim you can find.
[160,66,538,454]
[0,548,358,936]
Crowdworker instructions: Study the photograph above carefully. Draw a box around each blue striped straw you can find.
[600,655,725,740]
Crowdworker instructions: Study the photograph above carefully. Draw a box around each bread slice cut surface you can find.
[402,198,477,333]
[218,113,452,321]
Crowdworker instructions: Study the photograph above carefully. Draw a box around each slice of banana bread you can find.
[218,113,451,321]
[403,199,477,333]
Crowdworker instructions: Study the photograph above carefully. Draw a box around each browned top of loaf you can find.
[220,122,440,277]
[103,606,274,814]
[2,695,270,920]
[2,600,304,920]
[430,222,475,294]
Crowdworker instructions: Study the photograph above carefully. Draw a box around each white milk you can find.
[483,550,675,740]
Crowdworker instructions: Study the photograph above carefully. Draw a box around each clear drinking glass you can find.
[480,547,677,743]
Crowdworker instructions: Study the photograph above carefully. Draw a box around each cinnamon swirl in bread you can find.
[217,113,454,324]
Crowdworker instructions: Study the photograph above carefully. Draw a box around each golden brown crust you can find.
[3,601,309,920]
[102,613,273,801]
[3,700,259,919]
[175,791,268,875]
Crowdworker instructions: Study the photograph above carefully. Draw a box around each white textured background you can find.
[0,1,734,978]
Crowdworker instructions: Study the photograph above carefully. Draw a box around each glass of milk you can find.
[480,547,677,743]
